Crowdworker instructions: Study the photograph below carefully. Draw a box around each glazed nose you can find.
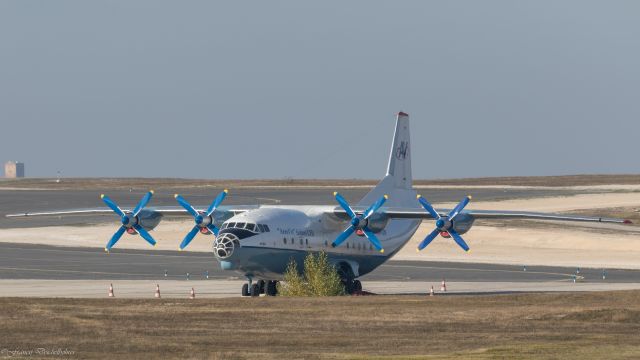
[213,233,239,259]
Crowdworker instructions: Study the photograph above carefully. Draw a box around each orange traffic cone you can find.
[155,284,161,299]
[430,285,434,297]
[108,283,114,298]
[440,279,447,292]
[189,287,196,299]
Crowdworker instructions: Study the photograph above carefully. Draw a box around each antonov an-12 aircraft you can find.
[8,112,631,296]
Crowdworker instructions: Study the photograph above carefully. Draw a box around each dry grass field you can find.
[1,292,640,359]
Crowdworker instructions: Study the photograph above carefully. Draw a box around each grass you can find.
[1,291,640,359]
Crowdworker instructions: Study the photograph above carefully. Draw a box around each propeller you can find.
[174,189,228,250]
[416,194,472,252]
[101,190,157,252]
[332,192,388,253]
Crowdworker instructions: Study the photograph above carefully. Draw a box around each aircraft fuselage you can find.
[212,206,421,279]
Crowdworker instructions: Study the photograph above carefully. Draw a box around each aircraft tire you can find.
[353,280,362,292]
[250,283,260,297]
[257,280,266,294]
[266,280,278,296]
[241,283,250,297]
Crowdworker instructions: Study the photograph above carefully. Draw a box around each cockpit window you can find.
[263,224,270,232]
[257,224,265,232]
[236,222,246,229]
[228,222,236,228]
[246,223,256,232]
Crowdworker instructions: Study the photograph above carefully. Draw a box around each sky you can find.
[1,1,639,179]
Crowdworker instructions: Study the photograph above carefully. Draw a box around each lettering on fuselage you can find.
[277,227,314,237]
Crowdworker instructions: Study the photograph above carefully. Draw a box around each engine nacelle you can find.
[451,213,474,235]
[364,213,389,233]
[136,209,163,231]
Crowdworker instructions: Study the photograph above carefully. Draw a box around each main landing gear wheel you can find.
[250,283,260,297]
[342,279,362,294]
[257,280,266,295]
[241,283,250,297]
[266,280,278,296]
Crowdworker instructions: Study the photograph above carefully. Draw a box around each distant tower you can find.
[4,161,25,178]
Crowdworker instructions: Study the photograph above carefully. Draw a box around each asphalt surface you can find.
[0,186,585,228]
[1,242,637,283]
[1,186,629,288]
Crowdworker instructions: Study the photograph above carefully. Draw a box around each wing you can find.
[331,207,631,224]
[5,205,257,218]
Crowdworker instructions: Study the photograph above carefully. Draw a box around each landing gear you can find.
[337,263,362,294]
[353,280,362,293]
[265,280,278,296]
[256,280,266,294]
[342,279,362,294]
[250,283,260,297]
[242,278,278,297]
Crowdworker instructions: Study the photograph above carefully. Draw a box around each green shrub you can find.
[277,251,345,296]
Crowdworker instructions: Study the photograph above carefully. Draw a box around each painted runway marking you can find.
[381,263,582,281]
[0,266,229,279]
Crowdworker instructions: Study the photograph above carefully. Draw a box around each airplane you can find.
[8,112,632,297]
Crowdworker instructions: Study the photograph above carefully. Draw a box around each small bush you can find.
[277,252,345,296]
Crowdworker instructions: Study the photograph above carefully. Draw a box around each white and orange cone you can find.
[155,284,161,299]
[440,279,447,292]
[108,283,114,298]
[189,287,196,299]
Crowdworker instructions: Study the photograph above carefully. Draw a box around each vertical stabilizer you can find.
[386,112,412,189]
[357,112,417,208]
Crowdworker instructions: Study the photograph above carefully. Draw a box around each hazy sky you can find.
[1,1,638,179]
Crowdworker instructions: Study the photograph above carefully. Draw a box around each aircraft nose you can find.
[213,233,239,259]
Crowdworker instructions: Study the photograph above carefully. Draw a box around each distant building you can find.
[4,161,25,178]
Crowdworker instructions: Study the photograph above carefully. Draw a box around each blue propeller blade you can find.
[132,191,154,217]
[206,189,228,216]
[101,194,125,218]
[448,228,470,252]
[105,225,127,251]
[334,192,356,219]
[175,194,199,218]
[417,228,440,251]
[363,195,388,219]
[448,195,471,220]
[362,228,384,253]
[332,226,355,248]
[417,195,440,220]
[179,225,200,250]
[133,224,157,246]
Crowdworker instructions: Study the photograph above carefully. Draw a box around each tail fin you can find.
[386,111,412,189]
[357,112,417,207]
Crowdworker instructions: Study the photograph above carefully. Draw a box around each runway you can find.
[2,242,639,283]
[2,185,640,297]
